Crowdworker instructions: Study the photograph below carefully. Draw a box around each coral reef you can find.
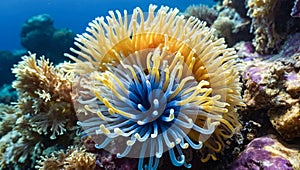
[184,3,252,47]
[1,1,299,169]
[246,0,300,54]
[247,0,281,54]
[65,4,244,169]
[0,53,78,169]
[212,7,251,46]
[12,53,76,140]
[230,135,300,169]
[183,5,218,26]
[0,104,21,139]
[83,137,138,170]
[0,84,18,104]
[242,33,300,140]
[36,146,96,170]
[21,14,76,63]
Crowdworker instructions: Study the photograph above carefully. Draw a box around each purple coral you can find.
[230,136,293,170]
[245,67,263,85]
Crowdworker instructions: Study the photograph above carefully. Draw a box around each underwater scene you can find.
[0,0,300,169]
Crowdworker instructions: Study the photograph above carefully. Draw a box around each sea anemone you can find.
[66,4,244,169]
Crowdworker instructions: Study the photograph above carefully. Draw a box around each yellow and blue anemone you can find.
[67,4,244,169]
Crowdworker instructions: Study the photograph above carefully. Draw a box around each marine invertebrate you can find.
[247,0,282,54]
[246,0,300,54]
[36,146,96,170]
[66,5,244,169]
[12,53,76,139]
[212,16,235,45]
[0,104,21,137]
[242,34,300,140]
[230,135,300,169]
[0,53,79,169]
[212,7,251,46]
[183,4,218,26]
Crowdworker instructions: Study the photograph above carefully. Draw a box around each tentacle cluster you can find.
[68,4,244,169]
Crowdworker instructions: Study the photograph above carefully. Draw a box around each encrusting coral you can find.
[230,135,300,169]
[242,33,300,140]
[64,4,244,169]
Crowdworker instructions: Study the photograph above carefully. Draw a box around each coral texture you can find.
[65,4,244,169]
[36,146,96,170]
[0,53,78,169]
[242,34,300,140]
[0,104,21,137]
[183,5,218,26]
[83,137,139,170]
[230,136,300,170]
[247,0,281,54]
[214,7,251,46]
[12,53,76,140]
[246,0,300,54]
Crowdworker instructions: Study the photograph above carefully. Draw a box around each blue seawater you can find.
[0,0,215,51]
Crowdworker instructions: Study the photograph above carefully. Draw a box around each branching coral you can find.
[0,104,21,136]
[0,53,79,169]
[12,53,76,139]
[36,146,96,170]
[65,4,244,169]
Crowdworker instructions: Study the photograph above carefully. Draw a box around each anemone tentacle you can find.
[69,4,244,169]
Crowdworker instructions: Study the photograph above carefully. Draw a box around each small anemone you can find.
[67,4,244,169]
